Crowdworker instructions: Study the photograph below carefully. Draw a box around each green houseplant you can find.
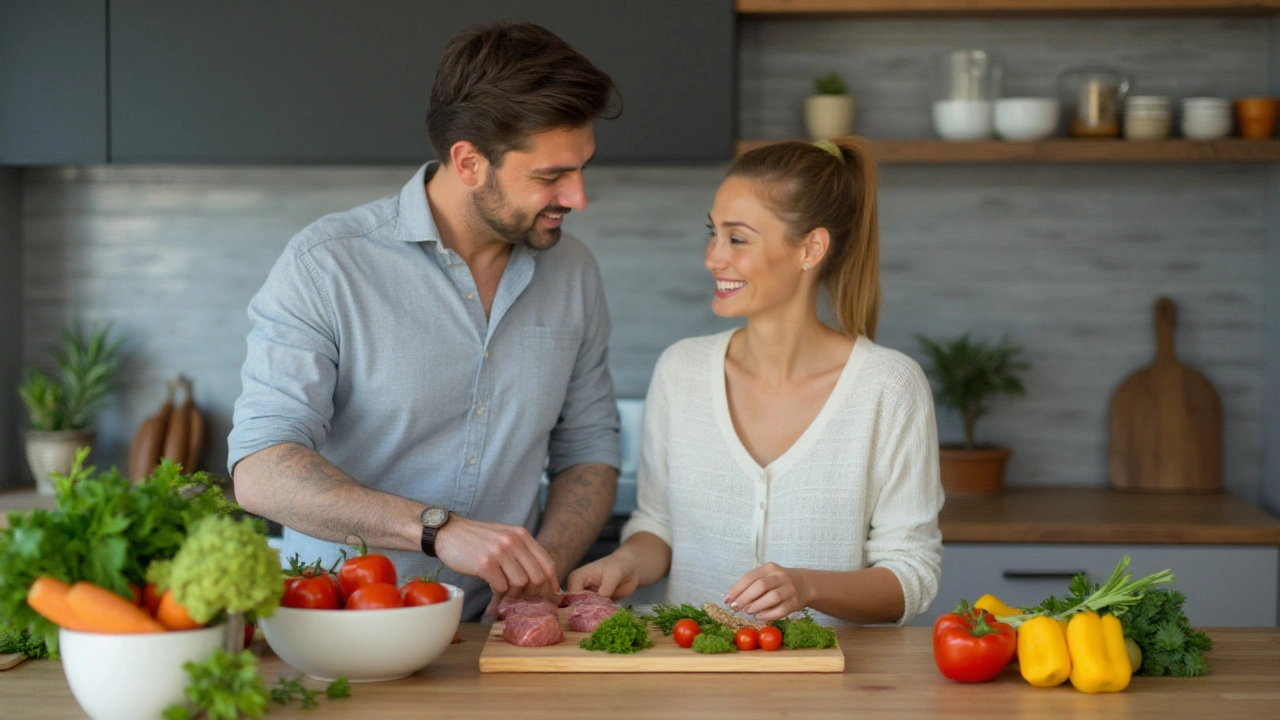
[18,325,123,494]
[916,332,1029,494]
[804,71,855,141]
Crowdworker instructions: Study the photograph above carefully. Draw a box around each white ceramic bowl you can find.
[932,99,994,140]
[60,624,226,720]
[260,583,464,682]
[994,97,1060,141]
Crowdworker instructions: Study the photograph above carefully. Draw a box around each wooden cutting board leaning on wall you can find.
[1108,297,1223,493]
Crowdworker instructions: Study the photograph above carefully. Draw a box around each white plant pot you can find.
[60,624,225,720]
[804,95,856,141]
[25,427,95,495]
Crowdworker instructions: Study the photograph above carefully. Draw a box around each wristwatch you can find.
[419,505,451,557]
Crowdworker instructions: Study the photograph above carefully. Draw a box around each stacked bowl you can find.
[1123,96,1171,140]
[1181,97,1232,139]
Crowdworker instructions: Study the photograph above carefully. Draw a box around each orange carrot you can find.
[65,581,166,634]
[142,583,163,616]
[155,590,202,631]
[26,577,90,631]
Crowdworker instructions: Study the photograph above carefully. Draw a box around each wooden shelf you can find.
[734,138,1280,163]
[737,0,1280,15]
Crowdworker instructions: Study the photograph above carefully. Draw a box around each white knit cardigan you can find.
[621,329,945,625]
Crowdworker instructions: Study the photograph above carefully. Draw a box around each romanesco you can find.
[168,516,283,624]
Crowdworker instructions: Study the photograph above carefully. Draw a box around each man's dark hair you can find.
[427,22,622,167]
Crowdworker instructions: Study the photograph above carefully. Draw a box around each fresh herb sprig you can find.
[645,603,712,635]
[580,608,653,654]
[269,673,352,709]
[163,649,268,720]
[1000,555,1174,629]
[0,627,51,659]
[1118,588,1213,677]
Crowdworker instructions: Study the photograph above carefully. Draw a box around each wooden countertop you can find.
[939,487,1280,545]
[4,624,1278,719]
[5,485,1280,544]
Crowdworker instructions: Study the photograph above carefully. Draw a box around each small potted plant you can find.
[804,71,856,141]
[18,325,123,494]
[916,332,1029,494]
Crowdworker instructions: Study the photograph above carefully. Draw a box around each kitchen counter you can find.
[3,624,1278,719]
[10,486,1280,544]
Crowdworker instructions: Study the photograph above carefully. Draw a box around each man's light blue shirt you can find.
[229,163,621,620]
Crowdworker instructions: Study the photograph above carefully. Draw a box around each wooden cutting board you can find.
[1108,297,1223,493]
[478,609,844,673]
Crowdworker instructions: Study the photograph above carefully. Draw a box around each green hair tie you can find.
[813,139,843,159]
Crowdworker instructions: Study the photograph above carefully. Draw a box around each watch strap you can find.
[421,525,441,557]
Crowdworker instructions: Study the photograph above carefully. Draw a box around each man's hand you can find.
[433,515,561,616]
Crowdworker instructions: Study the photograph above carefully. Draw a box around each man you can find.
[228,22,622,620]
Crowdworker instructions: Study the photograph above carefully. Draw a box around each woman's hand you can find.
[725,562,810,623]
[566,546,641,599]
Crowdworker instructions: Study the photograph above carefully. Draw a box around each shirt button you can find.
[468,457,477,466]
[484,351,490,359]
[466,292,474,300]
[475,405,484,416]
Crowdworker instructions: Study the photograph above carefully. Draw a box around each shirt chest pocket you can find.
[517,326,581,430]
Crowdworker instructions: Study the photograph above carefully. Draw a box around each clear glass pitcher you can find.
[931,50,1002,140]
[1059,66,1130,138]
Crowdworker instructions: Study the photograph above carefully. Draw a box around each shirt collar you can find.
[394,162,444,246]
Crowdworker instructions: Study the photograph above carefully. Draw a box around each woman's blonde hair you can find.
[727,138,881,339]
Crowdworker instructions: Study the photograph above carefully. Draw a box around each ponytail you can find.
[727,138,881,339]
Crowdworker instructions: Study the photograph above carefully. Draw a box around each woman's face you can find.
[705,176,809,320]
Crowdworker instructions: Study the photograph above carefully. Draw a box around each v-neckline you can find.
[711,328,865,480]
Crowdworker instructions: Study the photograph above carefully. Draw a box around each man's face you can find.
[469,125,596,250]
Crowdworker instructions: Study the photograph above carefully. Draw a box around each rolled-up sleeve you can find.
[620,351,673,547]
[227,241,339,474]
[545,255,621,476]
[865,360,945,625]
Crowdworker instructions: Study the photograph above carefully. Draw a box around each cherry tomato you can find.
[401,577,451,606]
[345,582,404,610]
[758,625,783,651]
[244,621,256,647]
[734,626,760,651]
[282,574,341,609]
[338,539,398,601]
[672,618,701,649]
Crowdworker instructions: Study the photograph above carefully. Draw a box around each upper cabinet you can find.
[108,1,734,165]
[0,1,108,165]
[736,0,1280,13]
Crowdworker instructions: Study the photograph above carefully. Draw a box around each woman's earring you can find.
[802,263,810,271]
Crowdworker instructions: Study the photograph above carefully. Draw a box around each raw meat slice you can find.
[569,603,618,633]
[558,591,614,608]
[502,613,564,647]
[495,597,558,620]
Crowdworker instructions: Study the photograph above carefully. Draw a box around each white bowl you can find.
[932,99,993,140]
[260,583,463,682]
[994,97,1060,141]
[60,624,226,720]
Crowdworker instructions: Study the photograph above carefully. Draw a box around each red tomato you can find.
[758,625,783,651]
[401,577,451,606]
[734,627,760,651]
[338,540,398,601]
[244,621,256,647]
[672,618,701,648]
[345,582,404,610]
[281,574,341,609]
[932,604,1017,683]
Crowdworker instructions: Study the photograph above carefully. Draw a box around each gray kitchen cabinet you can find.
[108,1,733,164]
[906,543,1280,628]
[0,0,108,164]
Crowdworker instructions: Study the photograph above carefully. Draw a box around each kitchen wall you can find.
[8,14,1275,506]
[1,168,20,487]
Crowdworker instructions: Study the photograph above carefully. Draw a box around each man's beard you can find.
[470,171,568,251]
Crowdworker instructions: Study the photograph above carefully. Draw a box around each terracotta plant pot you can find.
[25,428,96,495]
[938,446,1012,495]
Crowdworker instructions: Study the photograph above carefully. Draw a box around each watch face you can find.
[421,506,448,528]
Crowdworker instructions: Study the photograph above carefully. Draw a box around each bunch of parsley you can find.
[1028,570,1212,677]
[0,452,234,653]
[579,608,653,654]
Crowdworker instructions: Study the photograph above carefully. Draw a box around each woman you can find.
[567,139,943,625]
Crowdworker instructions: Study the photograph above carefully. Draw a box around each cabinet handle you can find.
[1002,570,1087,581]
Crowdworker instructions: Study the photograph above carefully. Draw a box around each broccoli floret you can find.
[168,516,283,624]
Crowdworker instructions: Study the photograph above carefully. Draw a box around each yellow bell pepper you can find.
[975,594,1023,618]
[1066,611,1132,693]
[1017,615,1072,687]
